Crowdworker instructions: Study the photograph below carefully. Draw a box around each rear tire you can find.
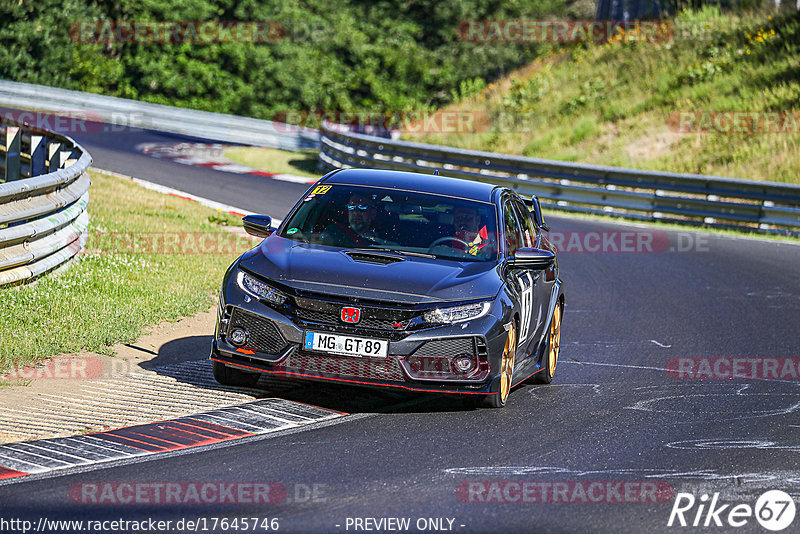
[481,322,517,408]
[213,360,261,388]
[535,302,562,384]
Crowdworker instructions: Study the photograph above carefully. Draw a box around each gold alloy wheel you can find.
[499,323,516,404]
[548,304,562,377]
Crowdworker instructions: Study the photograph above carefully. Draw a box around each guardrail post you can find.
[29,135,47,177]
[4,126,21,182]
[47,141,63,172]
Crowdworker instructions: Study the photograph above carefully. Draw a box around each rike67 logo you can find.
[668,490,796,531]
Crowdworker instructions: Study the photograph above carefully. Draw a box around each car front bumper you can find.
[210,274,511,396]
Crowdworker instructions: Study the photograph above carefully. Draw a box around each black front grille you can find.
[295,308,409,331]
[292,296,417,332]
[412,337,477,358]
[402,336,488,381]
[228,308,287,354]
[277,352,406,382]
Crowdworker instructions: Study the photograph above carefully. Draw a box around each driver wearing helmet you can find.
[453,205,490,256]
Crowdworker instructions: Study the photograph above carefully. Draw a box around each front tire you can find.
[481,322,517,408]
[213,360,261,388]
[535,302,562,384]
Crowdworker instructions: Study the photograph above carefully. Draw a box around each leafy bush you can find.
[503,75,551,112]
[564,78,607,112]
[0,0,590,116]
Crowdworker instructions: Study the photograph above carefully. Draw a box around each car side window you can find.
[511,199,537,248]
[503,200,525,255]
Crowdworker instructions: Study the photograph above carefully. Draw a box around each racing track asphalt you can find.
[2,116,799,533]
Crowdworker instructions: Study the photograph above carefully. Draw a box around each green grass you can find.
[0,169,252,378]
[224,147,322,179]
[409,8,800,183]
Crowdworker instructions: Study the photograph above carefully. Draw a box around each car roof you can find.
[320,168,500,203]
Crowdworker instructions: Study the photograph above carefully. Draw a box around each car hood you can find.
[238,235,502,305]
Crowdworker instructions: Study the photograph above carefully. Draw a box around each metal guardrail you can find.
[3,80,797,235]
[0,119,92,286]
[319,123,800,235]
[0,79,319,152]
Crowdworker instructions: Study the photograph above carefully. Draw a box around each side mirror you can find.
[524,196,550,232]
[509,247,555,270]
[242,214,273,238]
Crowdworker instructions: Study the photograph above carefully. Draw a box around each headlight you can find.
[236,271,287,305]
[424,301,490,325]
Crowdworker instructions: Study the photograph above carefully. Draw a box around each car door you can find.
[502,196,537,360]
[511,196,555,351]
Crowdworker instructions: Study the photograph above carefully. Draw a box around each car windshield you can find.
[279,184,498,262]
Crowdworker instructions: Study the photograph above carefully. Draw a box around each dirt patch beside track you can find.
[0,308,264,444]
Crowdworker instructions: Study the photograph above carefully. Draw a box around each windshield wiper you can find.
[358,247,437,259]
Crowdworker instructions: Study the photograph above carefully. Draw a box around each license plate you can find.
[304,331,388,358]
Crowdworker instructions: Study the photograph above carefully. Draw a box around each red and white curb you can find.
[137,142,317,185]
[0,398,344,482]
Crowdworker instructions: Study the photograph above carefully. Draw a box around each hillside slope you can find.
[410,8,800,183]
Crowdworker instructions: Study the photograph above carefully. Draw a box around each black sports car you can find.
[211,168,564,408]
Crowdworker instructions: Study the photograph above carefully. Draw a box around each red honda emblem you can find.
[341,307,361,324]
